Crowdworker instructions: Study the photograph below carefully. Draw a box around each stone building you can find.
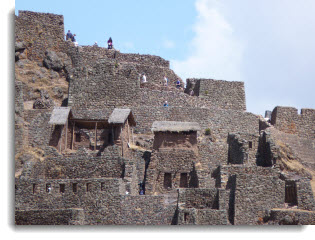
[14,10,315,225]
[146,121,201,194]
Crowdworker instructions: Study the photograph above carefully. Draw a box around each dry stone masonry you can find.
[14,10,315,225]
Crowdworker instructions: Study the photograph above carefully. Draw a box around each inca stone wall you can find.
[177,208,228,225]
[297,179,315,211]
[68,60,139,109]
[178,188,219,209]
[234,172,285,225]
[15,81,25,153]
[271,106,315,139]
[15,209,85,225]
[185,78,246,111]
[267,209,315,225]
[66,45,182,87]
[16,145,126,179]
[146,149,198,194]
[15,11,66,61]
[15,177,123,224]
[118,195,177,225]
[117,53,169,67]
[132,106,259,139]
[268,127,315,171]
[228,133,259,166]
[24,109,53,148]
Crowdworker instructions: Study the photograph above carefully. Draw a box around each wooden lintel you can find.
[95,122,97,151]
[65,119,68,151]
[72,121,75,150]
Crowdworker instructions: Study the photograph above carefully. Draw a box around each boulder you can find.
[15,41,26,52]
[43,51,64,71]
[33,98,54,109]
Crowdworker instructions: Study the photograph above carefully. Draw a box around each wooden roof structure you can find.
[49,107,71,125]
[108,108,136,126]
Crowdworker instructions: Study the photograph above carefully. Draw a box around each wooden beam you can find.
[65,119,68,151]
[112,127,114,145]
[127,119,130,145]
[131,128,134,144]
[95,122,97,150]
[57,125,61,153]
[121,126,123,157]
[72,121,75,150]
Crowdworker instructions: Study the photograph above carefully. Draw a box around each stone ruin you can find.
[14,11,315,225]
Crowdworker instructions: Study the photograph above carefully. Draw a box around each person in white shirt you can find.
[142,74,147,83]
[164,76,168,86]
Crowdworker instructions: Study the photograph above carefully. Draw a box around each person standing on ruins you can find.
[164,76,168,86]
[107,37,113,49]
[163,101,168,107]
[176,79,181,89]
[66,30,73,41]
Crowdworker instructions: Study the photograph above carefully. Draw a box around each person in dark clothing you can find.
[71,34,76,42]
[176,80,181,89]
[66,30,73,41]
[107,37,113,49]
[139,182,145,195]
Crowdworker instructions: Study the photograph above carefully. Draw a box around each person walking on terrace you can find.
[107,37,113,49]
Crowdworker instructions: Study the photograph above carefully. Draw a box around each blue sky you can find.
[14,0,315,115]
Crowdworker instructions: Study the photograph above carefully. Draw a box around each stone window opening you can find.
[164,173,172,189]
[180,173,188,188]
[72,183,78,193]
[46,183,51,193]
[184,212,189,223]
[32,184,36,194]
[75,132,81,142]
[86,183,91,192]
[248,141,253,149]
[60,184,65,193]
[285,181,297,206]
[101,182,105,191]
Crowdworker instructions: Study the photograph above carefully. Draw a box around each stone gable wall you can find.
[185,78,246,111]
[24,109,53,148]
[15,11,66,61]
[234,173,285,225]
[146,149,198,194]
[271,106,315,139]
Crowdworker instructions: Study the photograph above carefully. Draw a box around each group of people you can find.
[65,30,78,46]
[163,76,181,89]
[65,30,114,49]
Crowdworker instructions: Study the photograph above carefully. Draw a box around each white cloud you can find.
[163,39,175,49]
[172,0,243,82]
[121,41,135,50]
